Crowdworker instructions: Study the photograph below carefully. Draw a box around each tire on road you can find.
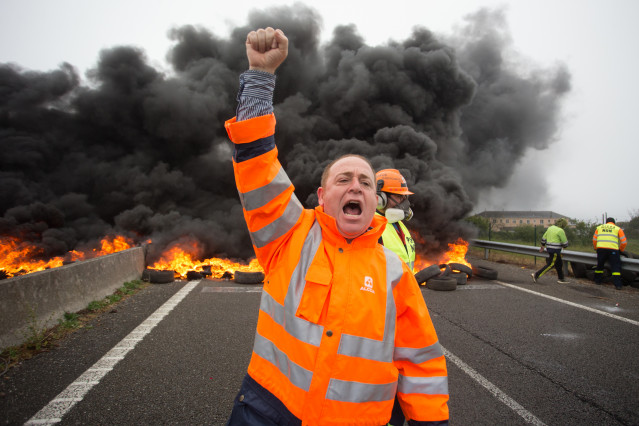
[438,264,452,277]
[143,269,175,284]
[571,262,587,278]
[471,265,498,280]
[186,270,203,281]
[426,277,457,291]
[415,265,442,285]
[234,270,265,284]
[448,263,473,278]
[450,271,468,285]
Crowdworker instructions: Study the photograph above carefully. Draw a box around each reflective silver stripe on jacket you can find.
[253,221,324,390]
[326,378,397,403]
[253,333,314,391]
[394,341,444,364]
[336,247,402,363]
[544,242,565,250]
[258,221,325,346]
[241,167,292,212]
[398,375,449,396]
[249,194,303,248]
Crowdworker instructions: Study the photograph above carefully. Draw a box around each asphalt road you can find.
[2,256,638,425]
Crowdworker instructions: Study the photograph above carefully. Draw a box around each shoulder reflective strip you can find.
[257,221,324,346]
[326,378,396,403]
[285,221,325,345]
[253,333,313,392]
[241,167,292,211]
[398,374,449,396]
[252,194,304,248]
[337,247,401,362]
[394,341,444,364]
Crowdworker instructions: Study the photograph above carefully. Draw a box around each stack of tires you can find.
[414,263,479,291]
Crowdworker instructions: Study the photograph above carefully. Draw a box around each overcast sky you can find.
[1,0,638,223]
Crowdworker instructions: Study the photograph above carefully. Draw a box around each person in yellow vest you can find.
[593,217,628,289]
[375,169,417,426]
[375,169,416,272]
[531,218,569,284]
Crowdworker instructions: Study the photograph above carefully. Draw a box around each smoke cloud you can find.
[0,5,570,263]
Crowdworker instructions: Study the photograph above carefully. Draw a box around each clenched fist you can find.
[246,27,288,74]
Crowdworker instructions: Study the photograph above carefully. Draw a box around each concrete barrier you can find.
[0,247,146,350]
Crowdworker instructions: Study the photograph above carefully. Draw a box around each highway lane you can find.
[2,258,638,425]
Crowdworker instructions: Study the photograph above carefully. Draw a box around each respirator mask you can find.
[385,199,413,223]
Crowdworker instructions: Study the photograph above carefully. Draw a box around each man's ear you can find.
[317,187,324,206]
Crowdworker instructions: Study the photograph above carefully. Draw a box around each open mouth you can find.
[343,201,362,217]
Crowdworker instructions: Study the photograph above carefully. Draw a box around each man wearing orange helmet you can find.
[376,169,416,272]
[375,169,418,426]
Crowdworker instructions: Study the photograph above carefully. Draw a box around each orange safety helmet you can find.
[376,169,413,210]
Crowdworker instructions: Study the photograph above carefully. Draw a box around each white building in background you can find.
[475,211,570,231]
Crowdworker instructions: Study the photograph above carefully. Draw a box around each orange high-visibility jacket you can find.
[225,113,449,425]
[593,223,627,251]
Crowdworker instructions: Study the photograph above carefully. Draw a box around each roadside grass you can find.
[0,279,148,374]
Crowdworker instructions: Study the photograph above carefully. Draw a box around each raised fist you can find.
[245,27,289,74]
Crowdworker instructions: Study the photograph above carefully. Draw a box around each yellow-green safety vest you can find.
[379,214,416,271]
[594,223,623,250]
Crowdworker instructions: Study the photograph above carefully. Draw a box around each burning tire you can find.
[451,271,468,285]
[414,265,442,285]
[234,270,265,284]
[438,264,452,277]
[471,265,498,280]
[143,269,175,284]
[426,277,457,291]
[448,263,472,278]
[571,262,587,278]
[186,271,203,281]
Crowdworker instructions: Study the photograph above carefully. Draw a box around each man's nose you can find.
[347,179,363,192]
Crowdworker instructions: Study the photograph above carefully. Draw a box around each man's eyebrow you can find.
[334,171,354,179]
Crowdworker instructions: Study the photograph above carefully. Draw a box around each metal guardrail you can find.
[470,239,639,273]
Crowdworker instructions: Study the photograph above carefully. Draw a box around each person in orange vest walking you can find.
[592,217,628,289]
[224,27,449,426]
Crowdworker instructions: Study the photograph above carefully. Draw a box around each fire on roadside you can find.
[0,235,134,279]
[147,244,263,279]
[414,237,471,271]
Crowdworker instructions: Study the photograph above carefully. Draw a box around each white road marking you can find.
[200,286,262,293]
[495,280,639,326]
[24,281,200,425]
[443,346,546,425]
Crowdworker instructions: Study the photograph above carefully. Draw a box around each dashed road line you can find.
[24,281,200,425]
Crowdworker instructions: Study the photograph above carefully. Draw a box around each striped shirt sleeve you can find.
[236,70,276,121]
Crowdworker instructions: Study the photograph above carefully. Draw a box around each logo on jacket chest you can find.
[360,276,375,294]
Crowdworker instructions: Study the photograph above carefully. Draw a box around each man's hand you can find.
[539,247,544,253]
[246,27,288,74]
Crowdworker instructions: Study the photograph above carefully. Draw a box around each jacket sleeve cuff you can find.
[225,113,276,144]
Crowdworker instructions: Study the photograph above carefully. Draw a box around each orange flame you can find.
[414,238,470,271]
[148,245,262,279]
[1,235,134,279]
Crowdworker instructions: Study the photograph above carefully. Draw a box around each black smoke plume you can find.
[0,5,570,263]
